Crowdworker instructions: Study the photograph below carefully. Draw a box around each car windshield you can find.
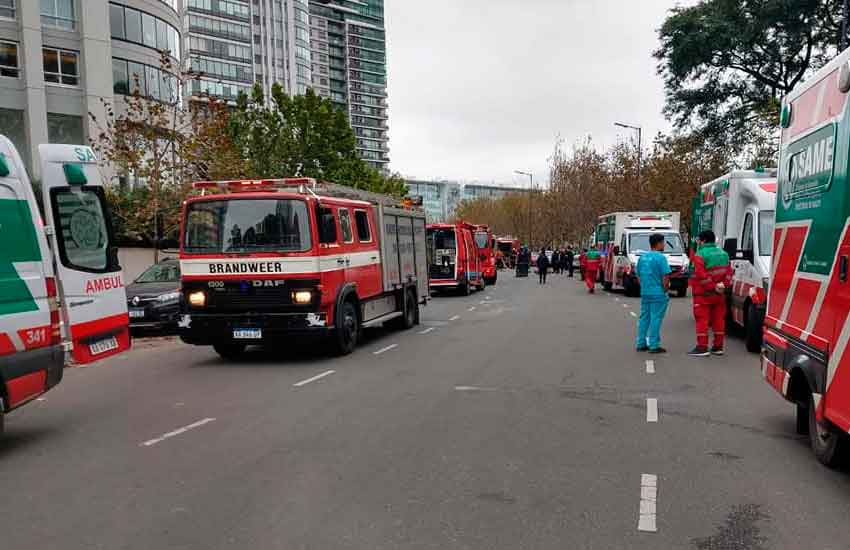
[759,210,774,256]
[629,233,684,254]
[474,231,489,249]
[183,199,312,253]
[135,262,180,283]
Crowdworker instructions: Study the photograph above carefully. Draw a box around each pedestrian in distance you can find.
[565,247,575,278]
[551,249,561,275]
[635,233,672,354]
[537,248,550,284]
[584,248,601,293]
[688,230,733,357]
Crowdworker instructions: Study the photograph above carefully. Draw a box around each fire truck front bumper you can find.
[177,312,331,345]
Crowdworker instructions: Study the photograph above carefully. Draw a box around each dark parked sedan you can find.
[126,259,181,331]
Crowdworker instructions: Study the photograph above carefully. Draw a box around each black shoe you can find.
[636,346,649,352]
[649,347,667,354]
[688,346,710,357]
[711,347,725,356]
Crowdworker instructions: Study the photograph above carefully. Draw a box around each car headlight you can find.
[292,290,313,304]
[157,291,181,304]
[188,290,206,307]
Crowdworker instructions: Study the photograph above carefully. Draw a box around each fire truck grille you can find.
[188,279,320,313]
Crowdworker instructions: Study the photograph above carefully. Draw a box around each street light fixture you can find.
[614,122,642,189]
[515,170,533,247]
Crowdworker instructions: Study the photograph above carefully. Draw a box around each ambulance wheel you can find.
[333,301,359,355]
[676,287,687,298]
[808,392,850,467]
[745,305,763,353]
[213,342,246,360]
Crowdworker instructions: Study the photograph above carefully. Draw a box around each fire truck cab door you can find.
[39,144,130,364]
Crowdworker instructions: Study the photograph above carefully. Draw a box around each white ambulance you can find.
[0,136,130,434]
[692,170,776,352]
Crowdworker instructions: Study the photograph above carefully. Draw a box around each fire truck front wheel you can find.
[333,301,360,355]
[213,342,247,360]
[808,392,850,467]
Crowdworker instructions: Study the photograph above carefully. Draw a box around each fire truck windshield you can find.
[183,199,312,253]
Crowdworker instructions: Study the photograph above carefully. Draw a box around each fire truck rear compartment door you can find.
[39,144,130,364]
[378,206,428,296]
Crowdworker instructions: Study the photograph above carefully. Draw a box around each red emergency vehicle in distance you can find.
[496,237,520,268]
[473,224,498,285]
[178,178,428,358]
[426,222,484,295]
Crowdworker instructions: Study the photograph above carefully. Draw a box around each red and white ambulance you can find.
[0,137,130,433]
[474,224,498,285]
[177,178,428,357]
[426,222,484,295]
[763,47,850,466]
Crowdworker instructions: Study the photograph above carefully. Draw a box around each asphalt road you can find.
[2,271,849,549]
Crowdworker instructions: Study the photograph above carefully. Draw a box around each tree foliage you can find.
[455,134,730,247]
[229,84,406,196]
[654,0,843,161]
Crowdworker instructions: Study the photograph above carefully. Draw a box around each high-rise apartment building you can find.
[308,0,389,171]
[0,0,182,176]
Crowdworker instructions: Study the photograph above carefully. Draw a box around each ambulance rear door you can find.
[39,144,130,364]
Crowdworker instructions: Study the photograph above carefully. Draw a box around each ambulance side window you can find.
[741,213,754,254]
[318,206,337,244]
[338,208,354,243]
[354,209,372,242]
[50,187,117,273]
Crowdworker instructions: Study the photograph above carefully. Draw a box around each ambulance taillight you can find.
[45,277,61,346]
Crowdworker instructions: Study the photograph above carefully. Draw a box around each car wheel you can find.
[333,300,359,356]
[213,342,247,360]
[745,304,763,353]
[808,392,850,467]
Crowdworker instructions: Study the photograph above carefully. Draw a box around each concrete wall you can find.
[119,248,178,282]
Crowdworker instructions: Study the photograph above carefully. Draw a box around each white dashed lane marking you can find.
[646,398,658,423]
[418,327,435,335]
[630,311,637,318]
[141,418,216,447]
[449,315,461,321]
[638,474,658,532]
[468,306,476,311]
[373,344,398,355]
[293,370,336,387]
[645,360,655,374]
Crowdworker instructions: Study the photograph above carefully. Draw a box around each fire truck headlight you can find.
[292,290,313,304]
[188,290,207,307]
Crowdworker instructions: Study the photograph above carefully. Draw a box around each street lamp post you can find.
[515,170,534,247]
[843,0,848,50]
[614,122,642,190]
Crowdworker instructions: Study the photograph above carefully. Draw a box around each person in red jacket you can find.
[584,248,602,293]
[688,230,733,357]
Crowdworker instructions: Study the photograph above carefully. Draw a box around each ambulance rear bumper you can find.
[1,344,64,411]
[178,312,331,345]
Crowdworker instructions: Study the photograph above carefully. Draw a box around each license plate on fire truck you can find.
[233,328,262,340]
[89,336,118,356]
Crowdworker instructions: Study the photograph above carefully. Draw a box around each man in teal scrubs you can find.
[635,233,671,353]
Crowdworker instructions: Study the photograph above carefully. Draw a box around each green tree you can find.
[654,0,843,160]
[229,84,405,196]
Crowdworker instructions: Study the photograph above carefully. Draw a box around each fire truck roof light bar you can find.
[191,178,318,192]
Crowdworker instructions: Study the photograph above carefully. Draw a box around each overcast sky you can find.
[385,0,691,188]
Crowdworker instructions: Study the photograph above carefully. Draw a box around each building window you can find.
[0,41,19,78]
[47,113,84,145]
[110,4,181,60]
[41,0,75,30]
[43,47,79,86]
[0,0,14,20]
[112,58,128,94]
[113,57,178,103]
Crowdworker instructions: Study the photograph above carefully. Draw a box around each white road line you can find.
[645,360,655,374]
[454,386,497,392]
[646,398,658,423]
[449,315,461,321]
[293,370,336,387]
[141,417,216,447]
[623,304,629,308]
[638,474,658,532]
[418,327,435,335]
[468,306,476,311]
[615,297,620,301]
[630,311,637,318]
[373,344,398,355]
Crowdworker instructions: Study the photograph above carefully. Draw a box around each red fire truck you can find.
[426,222,484,295]
[177,178,429,358]
[474,224,498,285]
[763,47,850,466]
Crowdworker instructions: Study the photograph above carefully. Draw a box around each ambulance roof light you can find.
[63,163,87,185]
[0,153,9,177]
